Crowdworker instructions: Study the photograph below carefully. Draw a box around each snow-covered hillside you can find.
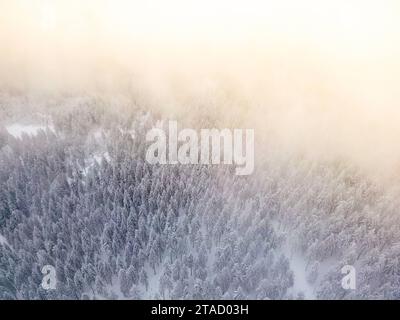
[1,98,400,300]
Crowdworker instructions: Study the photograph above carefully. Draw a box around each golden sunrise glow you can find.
[1,0,399,50]
[1,0,399,96]
[1,0,400,180]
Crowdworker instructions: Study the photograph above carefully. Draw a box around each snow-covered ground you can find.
[94,152,111,164]
[288,250,315,299]
[282,243,315,299]
[0,233,9,246]
[82,152,111,176]
[6,123,55,139]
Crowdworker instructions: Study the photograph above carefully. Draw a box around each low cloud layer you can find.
[1,0,400,181]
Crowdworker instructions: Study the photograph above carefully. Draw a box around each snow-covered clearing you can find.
[0,233,9,246]
[82,152,111,176]
[281,242,315,299]
[6,123,55,139]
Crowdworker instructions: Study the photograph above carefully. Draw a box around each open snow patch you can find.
[6,123,55,139]
[0,234,8,246]
[82,152,111,176]
[283,243,315,299]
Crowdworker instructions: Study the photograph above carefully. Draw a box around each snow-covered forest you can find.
[1,93,400,300]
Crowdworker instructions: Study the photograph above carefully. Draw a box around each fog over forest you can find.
[1,0,400,299]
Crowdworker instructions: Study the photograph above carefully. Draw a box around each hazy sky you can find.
[1,0,399,88]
